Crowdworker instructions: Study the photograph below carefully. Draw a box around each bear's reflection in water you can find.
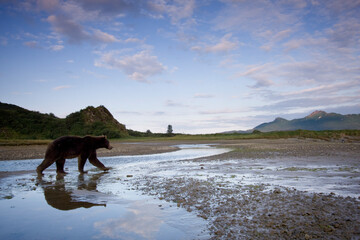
[38,173,107,211]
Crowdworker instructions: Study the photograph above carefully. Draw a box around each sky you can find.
[0,0,359,134]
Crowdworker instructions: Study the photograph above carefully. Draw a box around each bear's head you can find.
[100,136,113,150]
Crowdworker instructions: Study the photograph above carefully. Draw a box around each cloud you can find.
[192,33,239,54]
[47,15,90,43]
[324,104,360,115]
[323,0,360,17]
[35,0,196,26]
[23,41,39,48]
[124,37,144,44]
[22,32,64,51]
[53,85,71,91]
[36,0,59,12]
[194,93,215,99]
[214,0,300,34]
[148,0,196,24]
[0,37,8,46]
[235,64,269,78]
[233,55,360,89]
[83,69,107,79]
[165,100,189,107]
[278,81,360,99]
[76,0,139,16]
[213,0,359,53]
[116,110,143,116]
[260,29,293,51]
[95,50,166,82]
[256,95,360,113]
[276,60,360,85]
[47,14,120,44]
[49,44,64,51]
[251,79,360,114]
[92,29,120,43]
[327,18,360,48]
[283,36,327,52]
[283,20,360,54]
[199,108,244,115]
[234,63,275,88]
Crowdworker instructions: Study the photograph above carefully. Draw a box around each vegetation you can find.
[167,124,174,136]
[0,102,128,139]
[120,129,360,143]
[167,129,360,141]
[1,102,359,144]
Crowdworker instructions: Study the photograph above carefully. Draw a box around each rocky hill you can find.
[0,102,128,139]
[254,111,360,132]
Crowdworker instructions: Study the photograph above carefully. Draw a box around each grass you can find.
[116,129,359,141]
[129,129,360,141]
[1,129,359,146]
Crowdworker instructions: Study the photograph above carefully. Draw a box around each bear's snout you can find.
[107,145,113,150]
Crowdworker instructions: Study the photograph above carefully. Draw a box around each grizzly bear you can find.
[36,136,113,175]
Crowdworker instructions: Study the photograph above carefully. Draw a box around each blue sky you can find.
[0,0,359,134]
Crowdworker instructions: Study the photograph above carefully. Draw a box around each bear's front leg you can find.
[56,158,67,174]
[78,155,88,174]
[88,152,109,171]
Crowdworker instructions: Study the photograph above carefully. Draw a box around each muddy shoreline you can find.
[0,141,182,161]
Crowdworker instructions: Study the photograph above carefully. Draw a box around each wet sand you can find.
[1,138,360,239]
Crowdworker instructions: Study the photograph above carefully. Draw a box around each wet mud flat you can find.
[135,176,360,239]
[127,139,360,239]
[0,139,360,239]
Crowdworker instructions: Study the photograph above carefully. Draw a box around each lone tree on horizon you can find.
[167,125,173,136]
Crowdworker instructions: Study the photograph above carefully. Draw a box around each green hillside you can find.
[254,111,360,132]
[0,102,128,139]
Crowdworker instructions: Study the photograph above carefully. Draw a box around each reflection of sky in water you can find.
[94,201,164,239]
[0,145,219,240]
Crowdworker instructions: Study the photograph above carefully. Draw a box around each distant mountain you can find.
[0,102,128,139]
[254,111,360,132]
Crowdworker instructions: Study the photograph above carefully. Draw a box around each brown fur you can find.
[36,136,112,175]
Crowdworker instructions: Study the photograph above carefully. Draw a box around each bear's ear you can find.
[103,135,107,139]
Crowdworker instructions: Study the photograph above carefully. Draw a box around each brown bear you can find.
[36,135,113,175]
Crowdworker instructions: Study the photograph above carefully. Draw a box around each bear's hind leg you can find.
[37,157,57,175]
[56,158,67,174]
